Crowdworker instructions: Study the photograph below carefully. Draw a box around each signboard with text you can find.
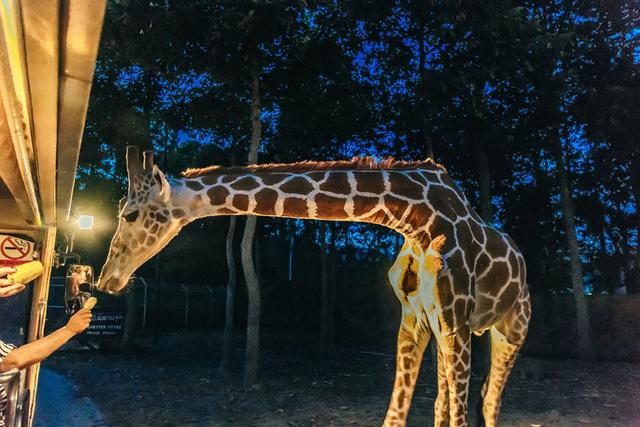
[86,311,125,338]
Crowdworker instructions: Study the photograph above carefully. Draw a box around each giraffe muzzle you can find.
[97,275,127,295]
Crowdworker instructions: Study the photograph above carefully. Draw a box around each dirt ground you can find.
[43,331,640,427]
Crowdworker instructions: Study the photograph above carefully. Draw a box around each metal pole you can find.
[205,285,214,326]
[138,277,149,329]
[152,254,161,345]
[180,283,189,327]
[288,235,294,282]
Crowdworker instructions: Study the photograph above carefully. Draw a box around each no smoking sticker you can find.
[0,234,35,263]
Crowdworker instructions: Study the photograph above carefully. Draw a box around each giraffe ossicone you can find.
[98,146,531,427]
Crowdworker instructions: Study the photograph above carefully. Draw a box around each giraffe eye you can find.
[123,211,139,223]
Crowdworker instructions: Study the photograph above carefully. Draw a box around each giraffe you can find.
[97,146,531,427]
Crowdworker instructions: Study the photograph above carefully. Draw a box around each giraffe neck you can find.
[170,168,454,235]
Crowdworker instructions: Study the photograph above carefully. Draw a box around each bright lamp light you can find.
[77,215,94,230]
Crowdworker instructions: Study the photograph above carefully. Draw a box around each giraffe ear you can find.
[152,165,171,203]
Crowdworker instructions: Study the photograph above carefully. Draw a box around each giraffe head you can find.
[97,146,182,294]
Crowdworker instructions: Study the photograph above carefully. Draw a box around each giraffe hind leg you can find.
[440,326,472,427]
[479,287,531,427]
[478,327,522,427]
[475,373,489,427]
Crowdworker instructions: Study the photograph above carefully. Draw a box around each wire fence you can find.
[47,277,226,331]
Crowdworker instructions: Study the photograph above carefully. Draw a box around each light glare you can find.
[77,215,94,230]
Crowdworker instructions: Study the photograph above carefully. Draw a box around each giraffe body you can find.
[98,147,531,427]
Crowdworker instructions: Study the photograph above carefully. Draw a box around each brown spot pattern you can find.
[254,188,278,216]
[207,186,229,205]
[389,172,424,199]
[485,228,508,258]
[469,220,485,243]
[496,281,520,313]
[475,253,491,277]
[280,177,314,195]
[233,194,249,211]
[201,174,219,185]
[185,180,203,191]
[260,174,287,186]
[479,261,510,292]
[508,250,519,278]
[315,193,347,218]
[428,185,467,220]
[283,197,307,217]
[232,176,260,191]
[408,171,428,185]
[400,258,417,294]
[354,172,385,194]
[319,172,351,194]
[387,195,410,222]
[353,195,379,217]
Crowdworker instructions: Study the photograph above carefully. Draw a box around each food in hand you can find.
[83,296,98,310]
[8,261,44,284]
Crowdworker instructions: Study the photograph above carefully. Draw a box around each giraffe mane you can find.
[181,156,446,178]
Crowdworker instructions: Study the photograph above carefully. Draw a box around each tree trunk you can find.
[555,139,595,360]
[220,216,237,371]
[632,168,640,294]
[320,243,330,350]
[416,18,434,161]
[242,64,262,388]
[619,225,631,291]
[330,224,337,339]
[424,131,434,160]
[341,224,350,331]
[255,233,263,284]
[474,138,493,224]
[220,137,240,372]
[472,133,492,372]
[304,226,314,326]
[598,225,616,294]
[320,225,335,351]
[636,191,640,294]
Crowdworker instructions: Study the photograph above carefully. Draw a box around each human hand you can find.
[65,308,93,334]
[0,267,25,298]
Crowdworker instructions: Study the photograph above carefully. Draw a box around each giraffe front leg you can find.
[434,344,450,427]
[441,326,472,427]
[383,313,430,426]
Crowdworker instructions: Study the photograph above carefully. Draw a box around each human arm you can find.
[0,308,92,372]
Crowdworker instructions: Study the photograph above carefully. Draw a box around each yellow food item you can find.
[83,296,97,310]
[8,261,44,284]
